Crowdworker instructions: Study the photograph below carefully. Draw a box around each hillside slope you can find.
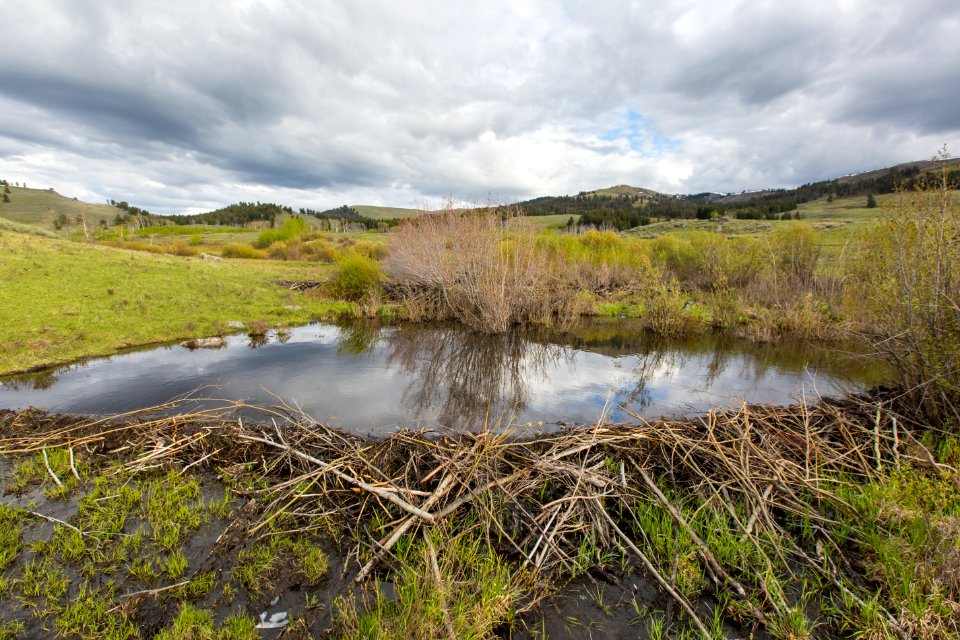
[583,184,661,199]
[0,186,119,229]
[351,205,423,220]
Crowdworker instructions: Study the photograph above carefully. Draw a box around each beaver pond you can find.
[0,320,885,432]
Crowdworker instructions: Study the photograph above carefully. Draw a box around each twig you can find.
[599,508,712,638]
[68,447,81,480]
[25,510,81,533]
[236,433,435,522]
[743,483,775,540]
[116,580,191,599]
[354,473,456,583]
[42,447,63,488]
[424,531,457,640]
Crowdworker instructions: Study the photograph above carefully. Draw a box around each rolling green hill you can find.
[351,205,423,220]
[583,184,661,199]
[0,186,119,229]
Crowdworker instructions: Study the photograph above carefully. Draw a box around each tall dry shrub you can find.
[384,209,576,332]
[859,150,960,424]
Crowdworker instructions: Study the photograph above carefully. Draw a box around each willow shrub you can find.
[328,254,382,302]
[650,232,765,291]
[857,153,960,425]
[536,229,658,293]
[384,210,580,332]
[254,216,309,249]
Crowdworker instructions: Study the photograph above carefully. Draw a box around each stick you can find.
[43,448,63,488]
[874,404,883,472]
[599,508,711,638]
[68,447,81,480]
[117,580,191,599]
[424,532,457,640]
[354,473,456,583]
[743,483,775,540]
[891,416,901,470]
[634,462,750,602]
[25,510,81,533]
[236,433,435,522]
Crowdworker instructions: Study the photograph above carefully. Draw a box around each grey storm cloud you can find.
[0,0,957,213]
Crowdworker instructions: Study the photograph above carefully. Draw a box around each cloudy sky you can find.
[0,0,957,214]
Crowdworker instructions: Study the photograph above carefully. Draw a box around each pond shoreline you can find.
[0,319,885,432]
[1,300,878,379]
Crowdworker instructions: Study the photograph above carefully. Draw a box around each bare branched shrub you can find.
[384,208,578,332]
[859,149,960,424]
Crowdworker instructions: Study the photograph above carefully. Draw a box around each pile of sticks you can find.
[0,396,931,637]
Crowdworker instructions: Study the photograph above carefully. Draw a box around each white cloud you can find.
[0,0,957,212]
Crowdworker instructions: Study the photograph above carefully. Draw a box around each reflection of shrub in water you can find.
[336,321,382,356]
[247,334,269,349]
[384,325,569,428]
[0,369,60,391]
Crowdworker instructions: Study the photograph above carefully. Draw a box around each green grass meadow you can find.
[0,231,347,374]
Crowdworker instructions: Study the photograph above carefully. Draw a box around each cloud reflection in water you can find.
[0,321,876,433]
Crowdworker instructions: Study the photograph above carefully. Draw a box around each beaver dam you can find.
[0,320,883,431]
[1,384,956,639]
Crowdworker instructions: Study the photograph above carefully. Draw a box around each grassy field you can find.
[521,213,580,229]
[619,193,896,266]
[0,217,59,238]
[0,231,351,375]
[0,186,119,229]
[352,204,423,220]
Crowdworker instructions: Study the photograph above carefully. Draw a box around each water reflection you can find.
[383,325,571,426]
[0,320,885,432]
[0,369,61,392]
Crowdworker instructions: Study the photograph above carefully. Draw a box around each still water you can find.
[0,320,883,433]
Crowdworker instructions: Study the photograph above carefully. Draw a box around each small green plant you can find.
[129,556,160,583]
[0,504,24,570]
[155,603,258,640]
[162,549,188,580]
[328,254,382,301]
[0,620,26,640]
[55,583,137,640]
[646,613,666,640]
[19,556,70,609]
[767,606,816,640]
[234,534,329,596]
[335,528,528,639]
[144,470,205,550]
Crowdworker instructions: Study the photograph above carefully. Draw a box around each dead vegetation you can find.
[383,209,582,332]
[2,393,956,638]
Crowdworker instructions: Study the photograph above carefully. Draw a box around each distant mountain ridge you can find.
[2,157,956,233]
